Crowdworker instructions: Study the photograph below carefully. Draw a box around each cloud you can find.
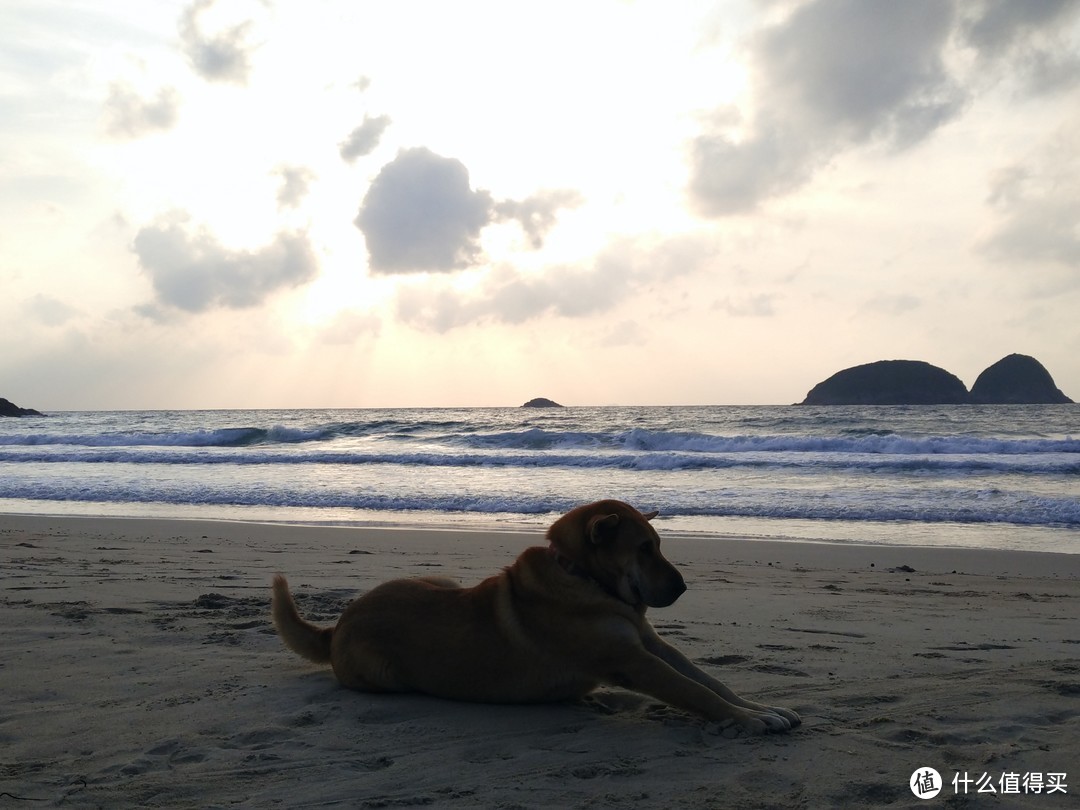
[690,121,819,216]
[960,0,1080,95]
[132,213,319,313]
[274,165,316,209]
[103,83,180,139]
[396,264,622,332]
[179,0,256,85]
[355,148,584,272]
[355,147,494,273]
[395,234,714,332]
[493,190,583,249]
[978,125,1080,278]
[961,0,1077,55]
[339,114,392,163]
[714,293,779,318]
[691,0,965,216]
[26,294,81,326]
[980,171,1080,270]
[690,0,1080,217]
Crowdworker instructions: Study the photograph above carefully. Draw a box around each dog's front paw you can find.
[767,705,801,728]
[714,710,790,737]
[754,710,793,733]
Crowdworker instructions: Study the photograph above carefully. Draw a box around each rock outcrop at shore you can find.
[800,355,1073,405]
[521,397,563,408]
[0,397,43,417]
[969,354,1073,404]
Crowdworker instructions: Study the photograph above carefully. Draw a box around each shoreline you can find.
[3,500,1078,557]
[2,513,1078,807]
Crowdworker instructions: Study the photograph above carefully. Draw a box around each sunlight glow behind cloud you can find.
[1,0,1078,408]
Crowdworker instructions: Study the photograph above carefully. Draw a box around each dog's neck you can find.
[550,547,591,581]
[548,546,640,610]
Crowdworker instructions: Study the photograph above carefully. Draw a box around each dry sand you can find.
[1,514,1078,809]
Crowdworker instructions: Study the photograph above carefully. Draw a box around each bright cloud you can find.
[339,114,392,163]
[103,83,181,139]
[178,0,259,85]
[133,213,319,314]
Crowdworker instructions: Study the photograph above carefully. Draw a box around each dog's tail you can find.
[271,574,333,664]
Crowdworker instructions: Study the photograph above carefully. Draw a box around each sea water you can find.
[1,405,1077,553]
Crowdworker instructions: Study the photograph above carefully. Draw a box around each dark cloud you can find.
[179,0,255,85]
[274,165,316,209]
[691,0,966,215]
[689,0,1080,216]
[132,213,319,313]
[355,148,494,273]
[690,122,818,215]
[757,0,960,143]
[961,0,1078,55]
[339,114,392,163]
[960,0,1080,95]
[103,83,180,139]
[493,190,583,249]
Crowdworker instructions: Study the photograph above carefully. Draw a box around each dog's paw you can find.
[767,705,801,728]
[713,711,788,737]
[754,711,793,733]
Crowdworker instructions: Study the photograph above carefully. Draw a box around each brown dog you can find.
[271,500,800,735]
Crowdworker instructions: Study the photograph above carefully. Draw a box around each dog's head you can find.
[546,500,686,609]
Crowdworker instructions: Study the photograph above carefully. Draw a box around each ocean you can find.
[1,405,1077,553]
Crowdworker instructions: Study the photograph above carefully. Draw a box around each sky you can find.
[2,0,1079,410]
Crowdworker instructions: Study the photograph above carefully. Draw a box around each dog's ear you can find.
[642,510,659,521]
[587,513,620,545]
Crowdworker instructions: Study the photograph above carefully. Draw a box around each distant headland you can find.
[0,397,43,417]
[521,397,563,408]
[801,354,1073,406]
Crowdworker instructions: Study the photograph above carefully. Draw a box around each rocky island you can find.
[521,398,563,408]
[969,354,1072,404]
[801,354,1073,405]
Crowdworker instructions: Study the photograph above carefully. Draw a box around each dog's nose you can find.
[650,576,686,608]
[673,578,687,599]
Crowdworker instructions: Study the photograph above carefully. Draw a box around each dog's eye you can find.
[639,543,654,557]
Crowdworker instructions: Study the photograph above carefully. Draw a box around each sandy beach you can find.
[2,514,1077,808]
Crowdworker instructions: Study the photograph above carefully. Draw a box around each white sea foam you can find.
[2,405,1078,546]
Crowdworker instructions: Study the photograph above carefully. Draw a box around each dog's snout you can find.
[645,571,686,608]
